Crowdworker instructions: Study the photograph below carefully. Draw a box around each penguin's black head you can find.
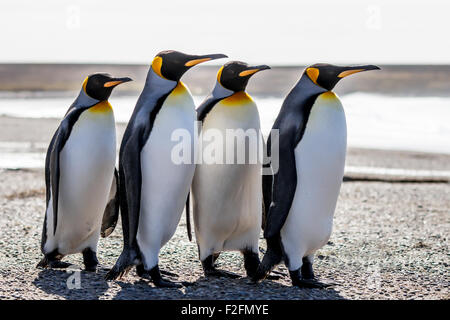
[217,61,271,92]
[151,50,228,82]
[305,63,380,91]
[83,73,133,101]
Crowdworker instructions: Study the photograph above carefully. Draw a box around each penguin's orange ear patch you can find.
[216,66,224,84]
[82,76,89,93]
[151,56,166,79]
[306,67,319,85]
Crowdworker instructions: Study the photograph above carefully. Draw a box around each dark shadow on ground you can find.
[111,274,345,300]
[32,266,109,300]
[32,263,344,300]
[112,279,187,300]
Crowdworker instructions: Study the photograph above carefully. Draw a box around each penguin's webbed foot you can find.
[289,269,335,289]
[82,248,99,272]
[152,278,183,288]
[266,274,282,280]
[105,265,132,280]
[253,269,277,283]
[242,250,260,279]
[37,253,71,269]
[135,263,147,278]
[271,270,286,277]
[137,264,179,279]
[36,258,72,269]
[241,250,283,280]
[292,278,335,289]
[251,267,267,283]
[161,270,179,278]
[251,240,283,283]
[148,265,186,288]
[36,257,49,269]
[202,254,241,279]
[105,249,137,280]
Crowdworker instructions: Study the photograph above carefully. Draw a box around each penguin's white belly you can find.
[281,92,347,269]
[192,95,262,260]
[137,85,197,269]
[45,108,116,255]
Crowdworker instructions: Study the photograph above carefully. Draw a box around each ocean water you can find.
[0,93,449,169]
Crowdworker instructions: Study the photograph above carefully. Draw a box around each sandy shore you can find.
[0,116,448,299]
[1,115,450,176]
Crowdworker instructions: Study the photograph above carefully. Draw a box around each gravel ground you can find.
[0,116,449,300]
[0,168,448,300]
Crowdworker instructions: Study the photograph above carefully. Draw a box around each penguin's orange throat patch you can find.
[89,100,112,113]
[320,91,338,100]
[171,81,188,96]
[221,91,253,106]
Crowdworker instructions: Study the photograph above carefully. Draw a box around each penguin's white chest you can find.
[192,93,263,258]
[281,92,347,260]
[46,104,116,254]
[137,83,197,268]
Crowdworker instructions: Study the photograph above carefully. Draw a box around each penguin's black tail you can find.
[185,192,192,242]
[105,248,137,281]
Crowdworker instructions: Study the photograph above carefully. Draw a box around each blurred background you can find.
[0,0,449,177]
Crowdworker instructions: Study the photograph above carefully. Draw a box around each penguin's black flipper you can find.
[41,133,57,252]
[120,131,144,249]
[262,134,273,230]
[46,107,89,236]
[262,132,298,240]
[185,192,192,241]
[101,168,120,238]
[106,127,147,281]
[256,127,299,282]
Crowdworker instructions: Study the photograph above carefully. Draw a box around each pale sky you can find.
[0,0,448,65]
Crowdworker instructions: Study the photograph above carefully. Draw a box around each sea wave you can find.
[0,93,449,154]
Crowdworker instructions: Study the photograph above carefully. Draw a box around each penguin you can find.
[191,61,270,278]
[37,73,132,271]
[253,63,380,287]
[105,50,227,287]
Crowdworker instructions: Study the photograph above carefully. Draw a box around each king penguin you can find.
[191,61,270,278]
[105,50,227,287]
[253,63,380,287]
[38,73,132,271]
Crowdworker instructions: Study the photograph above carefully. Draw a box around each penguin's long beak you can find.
[185,53,228,67]
[239,65,271,77]
[104,77,133,87]
[337,65,380,78]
